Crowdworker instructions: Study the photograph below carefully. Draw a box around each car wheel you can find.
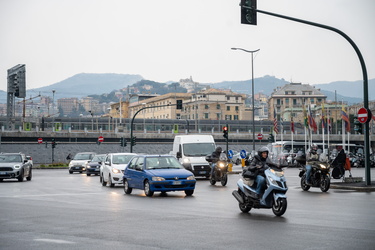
[101,174,107,186]
[236,159,241,165]
[17,170,24,182]
[185,190,194,196]
[26,169,32,181]
[87,174,91,176]
[69,170,73,174]
[123,179,132,194]
[144,180,154,197]
[108,175,115,187]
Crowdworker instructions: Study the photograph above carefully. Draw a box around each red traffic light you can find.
[223,126,228,131]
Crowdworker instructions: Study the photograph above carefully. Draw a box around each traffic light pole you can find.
[245,6,371,184]
[130,102,181,153]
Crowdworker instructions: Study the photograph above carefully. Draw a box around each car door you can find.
[125,157,138,187]
[133,157,145,189]
[103,154,112,181]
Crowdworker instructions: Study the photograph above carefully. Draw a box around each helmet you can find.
[310,143,318,154]
[257,146,269,158]
[215,146,222,153]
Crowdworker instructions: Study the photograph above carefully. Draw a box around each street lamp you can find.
[231,47,260,152]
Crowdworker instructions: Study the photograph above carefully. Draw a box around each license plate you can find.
[199,171,206,174]
[0,172,6,175]
[173,181,182,185]
[94,169,99,171]
[75,167,80,169]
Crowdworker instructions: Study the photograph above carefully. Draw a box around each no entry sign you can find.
[98,136,104,142]
[357,108,372,124]
[38,138,43,144]
[257,133,263,140]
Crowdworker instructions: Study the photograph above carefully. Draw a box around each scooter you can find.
[205,152,228,186]
[232,163,288,216]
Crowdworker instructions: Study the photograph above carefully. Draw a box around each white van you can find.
[170,135,216,178]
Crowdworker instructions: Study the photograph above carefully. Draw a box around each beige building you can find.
[57,98,79,115]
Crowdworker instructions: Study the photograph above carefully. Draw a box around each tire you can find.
[272,198,287,216]
[87,174,91,176]
[26,169,32,181]
[123,179,132,194]
[17,170,24,182]
[221,174,228,186]
[320,175,330,192]
[185,190,194,196]
[101,174,107,186]
[236,159,241,165]
[238,190,251,213]
[99,175,103,183]
[144,180,154,197]
[209,172,216,185]
[69,170,73,174]
[108,175,115,187]
[300,175,311,191]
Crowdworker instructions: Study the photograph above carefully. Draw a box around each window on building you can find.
[225,115,232,120]
[235,106,239,111]
[310,98,314,103]
[216,113,221,120]
[227,96,230,101]
[277,99,281,105]
[293,99,297,105]
[216,104,220,109]
[204,113,209,119]
[227,106,230,111]
[235,96,238,101]
[205,105,209,109]
[286,98,289,104]
[234,115,239,120]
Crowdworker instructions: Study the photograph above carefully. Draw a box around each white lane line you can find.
[0,192,102,198]
[34,238,75,244]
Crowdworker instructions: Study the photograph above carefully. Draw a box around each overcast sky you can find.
[1,0,374,93]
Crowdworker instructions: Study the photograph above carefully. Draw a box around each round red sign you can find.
[257,133,263,140]
[98,136,104,142]
[38,138,43,144]
[357,107,369,124]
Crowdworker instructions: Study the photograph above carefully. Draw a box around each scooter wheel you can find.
[300,175,311,191]
[272,198,287,216]
[209,176,216,185]
[239,202,251,213]
[320,175,330,192]
[220,174,228,186]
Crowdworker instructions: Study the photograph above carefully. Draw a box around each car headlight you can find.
[187,175,195,180]
[183,158,190,164]
[112,168,121,174]
[152,176,165,181]
[14,165,21,169]
[86,165,91,169]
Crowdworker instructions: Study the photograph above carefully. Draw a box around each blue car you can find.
[123,155,196,197]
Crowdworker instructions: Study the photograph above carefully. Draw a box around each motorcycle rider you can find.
[209,146,223,177]
[305,143,319,185]
[244,146,272,198]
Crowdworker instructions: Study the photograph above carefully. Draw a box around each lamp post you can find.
[231,47,260,152]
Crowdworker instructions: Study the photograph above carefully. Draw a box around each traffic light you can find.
[241,0,257,25]
[176,100,183,110]
[354,117,362,134]
[223,126,228,139]
[51,138,56,148]
[131,136,136,146]
[268,134,274,142]
[120,137,127,147]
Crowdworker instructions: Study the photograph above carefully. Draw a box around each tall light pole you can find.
[231,47,260,152]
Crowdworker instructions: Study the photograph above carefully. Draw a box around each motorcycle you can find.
[232,163,288,216]
[297,156,331,192]
[205,152,228,186]
[352,153,365,168]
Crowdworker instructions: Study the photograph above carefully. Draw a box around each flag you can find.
[372,113,375,121]
[341,105,350,132]
[302,104,309,129]
[321,102,326,130]
[273,108,279,134]
[308,105,317,132]
[291,117,295,133]
[280,118,284,132]
[327,118,332,133]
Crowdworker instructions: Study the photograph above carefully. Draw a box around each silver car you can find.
[0,153,32,182]
[68,152,96,174]
[100,153,137,187]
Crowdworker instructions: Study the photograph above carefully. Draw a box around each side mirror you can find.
[176,152,182,159]
[105,161,110,166]
[135,165,142,171]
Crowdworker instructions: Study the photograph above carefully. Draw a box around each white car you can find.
[100,153,137,187]
[68,152,96,174]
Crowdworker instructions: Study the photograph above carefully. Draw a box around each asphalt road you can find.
[1,168,374,250]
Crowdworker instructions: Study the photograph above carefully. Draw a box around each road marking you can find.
[0,192,102,198]
[34,238,75,244]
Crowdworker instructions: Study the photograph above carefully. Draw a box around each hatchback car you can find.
[100,153,137,187]
[0,153,32,182]
[85,154,106,176]
[123,155,196,197]
[68,152,96,174]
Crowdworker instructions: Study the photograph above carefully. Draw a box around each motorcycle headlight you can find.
[319,164,327,169]
[270,168,284,177]
[152,176,165,181]
[218,162,226,168]
[112,168,121,174]
[187,175,195,180]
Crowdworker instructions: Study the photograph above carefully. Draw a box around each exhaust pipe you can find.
[232,190,244,204]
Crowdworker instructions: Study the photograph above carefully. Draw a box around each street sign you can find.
[98,136,104,142]
[357,107,371,124]
[240,150,247,159]
[38,138,43,144]
[228,149,234,159]
[257,133,263,140]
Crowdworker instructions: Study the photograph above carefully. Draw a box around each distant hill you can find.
[25,73,143,100]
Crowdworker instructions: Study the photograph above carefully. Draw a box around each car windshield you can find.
[91,155,105,162]
[0,155,22,163]
[74,154,94,160]
[112,155,134,164]
[183,143,216,156]
[145,157,183,170]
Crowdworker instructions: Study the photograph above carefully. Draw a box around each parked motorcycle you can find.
[298,157,331,192]
[351,153,365,168]
[232,163,288,216]
[205,152,228,186]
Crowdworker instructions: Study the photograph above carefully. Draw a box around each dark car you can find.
[85,154,106,176]
[123,155,196,197]
[0,153,32,182]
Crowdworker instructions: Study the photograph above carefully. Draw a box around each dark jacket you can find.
[243,155,272,178]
